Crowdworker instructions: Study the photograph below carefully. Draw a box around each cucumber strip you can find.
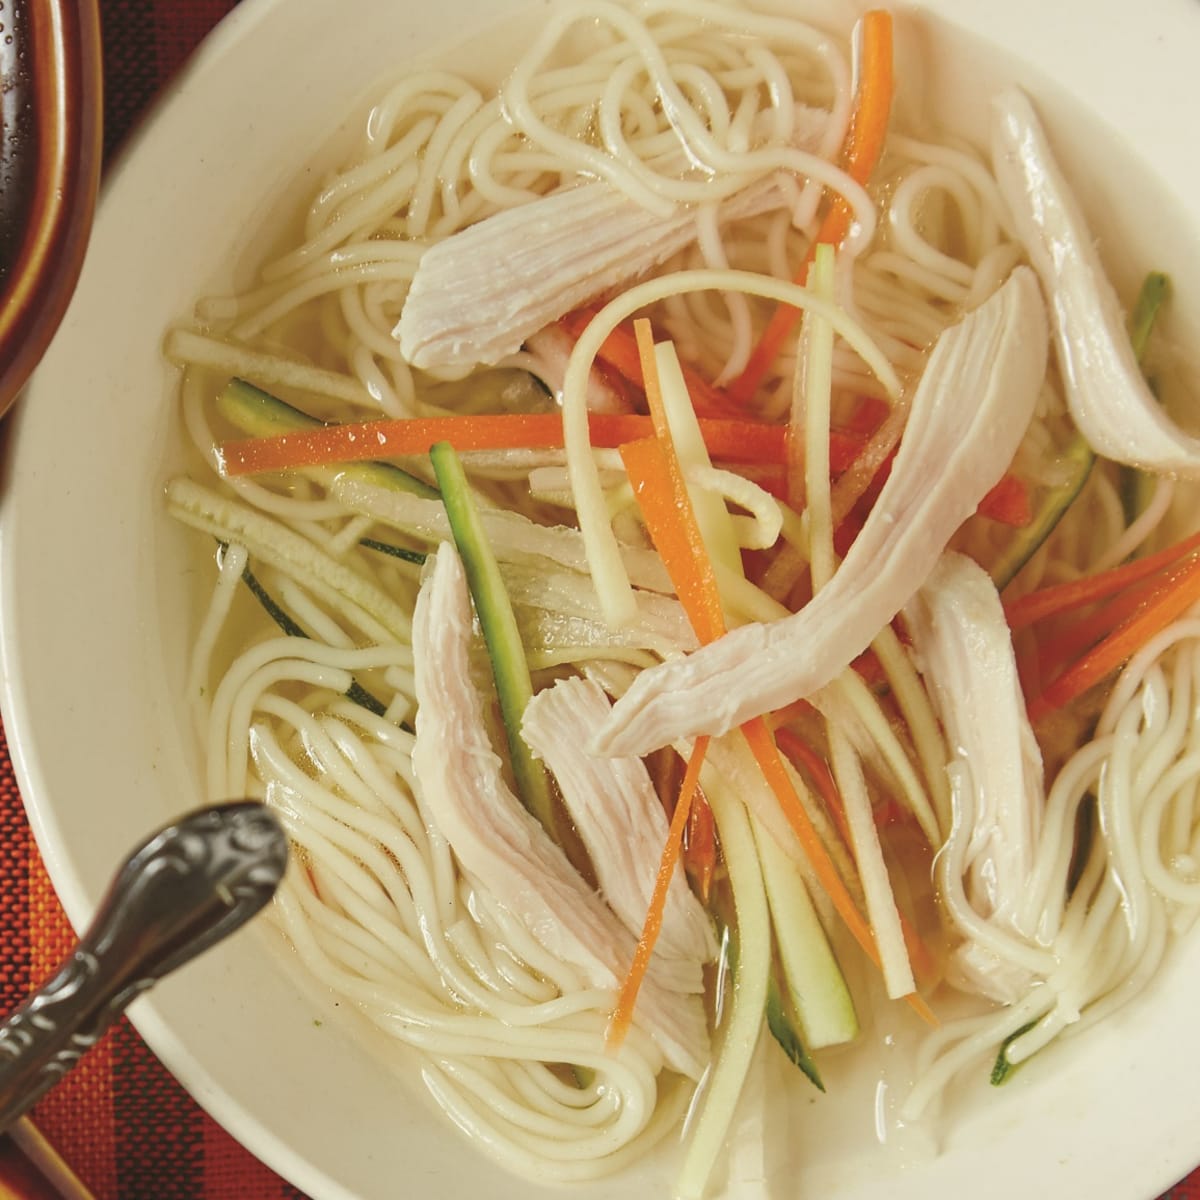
[1121,272,1171,523]
[232,550,388,717]
[1128,271,1170,363]
[706,845,825,1093]
[359,537,427,565]
[990,1018,1038,1085]
[751,812,858,1050]
[991,433,1095,590]
[765,972,823,1092]
[428,442,555,832]
[676,774,771,1200]
[167,478,413,643]
[216,377,438,499]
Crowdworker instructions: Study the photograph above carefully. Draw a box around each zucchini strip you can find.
[429,442,555,832]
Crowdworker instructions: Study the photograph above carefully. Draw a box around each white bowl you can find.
[3,0,1200,1197]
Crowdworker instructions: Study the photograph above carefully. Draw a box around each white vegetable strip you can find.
[166,478,412,643]
[750,814,857,1049]
[593,267,1048,756]
[331,474,674,593]
[992,89,1200,476]
[797,245,915,1000]
[828,723,915,998]
[411,544,709,1077]
[799,243,837,587]
[522,677,717,963]
[655,340,743,582]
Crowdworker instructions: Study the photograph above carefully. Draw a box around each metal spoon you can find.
[0,801,288,1133]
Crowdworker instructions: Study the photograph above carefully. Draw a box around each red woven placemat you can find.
[0,1,1196,1197]
[0,8,305,1197]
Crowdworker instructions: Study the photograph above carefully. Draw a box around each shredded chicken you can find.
[905,552,1047,1003]
[399,172,806,371]
[594,266,1048,758]
[993,88,1200,476]
[412,543,710,1077]
[523,677,717,963]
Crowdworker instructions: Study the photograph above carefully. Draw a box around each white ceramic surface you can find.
[2,1,1200,1197]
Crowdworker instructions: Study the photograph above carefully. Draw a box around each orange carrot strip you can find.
[768,698,818,727]
[621,436,727,642]
[977,474,1033,528]
[729,10,894,405]
[1027,551,1200,721]
[219,411,791,477]
[607,324,729,1041]
[607,735,709,1050]
[561,309,743,420]
[830,397,907,528]
[683,789,718,905]
[775,728,850,847]
[1006,528,1200,632]
[1018,563,1187,692]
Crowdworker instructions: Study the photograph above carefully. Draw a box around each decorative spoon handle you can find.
[0,801,288,1132]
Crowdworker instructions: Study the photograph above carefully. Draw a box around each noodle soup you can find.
[158,0,1200,1195]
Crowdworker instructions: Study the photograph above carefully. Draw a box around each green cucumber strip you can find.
[992,433,1095,590]
[224,544,388,717]
[752,814,859,1050]
[765,972,824,1092]
[1120,272,1171,524]
[707,880,823,1089]
[429,441,554,831]
[1128,271,1170,364]
[359,537,427,565]
[676,777,771,1200]
[990,1019,1038,1086]
[216,378,438,499]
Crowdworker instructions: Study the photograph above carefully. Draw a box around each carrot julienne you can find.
[684,790,718,904]
[560,308,743,420]
[1026,550,1200,722]
[728,9,895,405]
[775,728,850,847]
[1006,527,1200,632]
[977,474,1033,528]
[218,410,807,477]
[1019,564,1190,691]
[607,735,710,1050]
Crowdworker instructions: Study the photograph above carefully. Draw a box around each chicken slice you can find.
[522,676,717,963]
[993,88,1200,476]
[905,552,1048,1003]
[412,542,710,1077]
[399,172,798,371]
[594,266,1048,758]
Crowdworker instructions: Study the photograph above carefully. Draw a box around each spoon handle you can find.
[0,802,287,1132]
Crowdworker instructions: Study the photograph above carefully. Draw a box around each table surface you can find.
[0,1,1197,1197]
